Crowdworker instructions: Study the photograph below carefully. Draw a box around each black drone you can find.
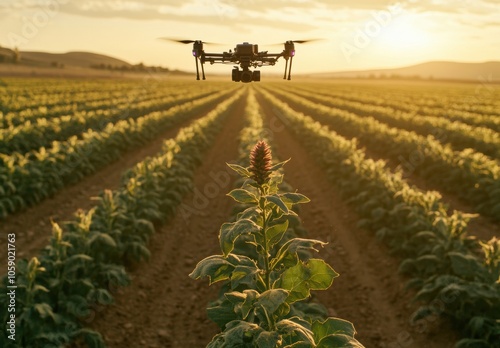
[161,39,318,82]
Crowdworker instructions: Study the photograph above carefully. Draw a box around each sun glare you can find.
[378,15,430,48]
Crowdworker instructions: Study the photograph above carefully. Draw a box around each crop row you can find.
[0,88,239,219]
[0,81,204,128]
[292,83,500,131]
[0,88,245,348]
[192,89,363,347]
[0,79,158,113]
[277,85,500,159]
[263,86,500,220]
[0,86,221,154]
[258,87,500,347]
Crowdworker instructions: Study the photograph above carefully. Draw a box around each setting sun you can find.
[378,15,431,49]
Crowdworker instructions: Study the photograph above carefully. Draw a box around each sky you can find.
[0,0,499,74]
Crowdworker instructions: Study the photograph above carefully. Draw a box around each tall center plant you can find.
[190,141,363,347]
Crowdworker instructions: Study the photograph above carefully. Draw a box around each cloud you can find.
[3,0,498,33]
[51,1,315,31]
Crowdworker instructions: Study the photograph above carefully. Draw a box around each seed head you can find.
[249,140,272,186]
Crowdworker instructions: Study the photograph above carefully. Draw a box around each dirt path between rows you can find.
[86,97,247,347]
[0,103,219,271]
[256,91,458,348]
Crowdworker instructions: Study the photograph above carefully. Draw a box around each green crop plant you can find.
[191,141,363,347]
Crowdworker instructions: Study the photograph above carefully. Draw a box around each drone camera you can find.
[232,68,260,83]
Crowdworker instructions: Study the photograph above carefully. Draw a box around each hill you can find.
[1,47,132,68]
[314,61,500,82]
[20,51,132,69]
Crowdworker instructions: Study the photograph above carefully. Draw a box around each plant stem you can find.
[260,195,270,288]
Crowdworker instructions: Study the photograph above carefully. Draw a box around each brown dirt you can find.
[86,96,247,347]
[0,105,217,271]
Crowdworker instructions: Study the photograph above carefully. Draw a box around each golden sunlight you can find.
[378,15,431,48]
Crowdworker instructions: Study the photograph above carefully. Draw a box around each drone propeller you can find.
[266,39,323,46]
[158,38,220,45]
[291,39,321,44]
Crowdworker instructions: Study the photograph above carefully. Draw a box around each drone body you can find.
[163,39,315,82]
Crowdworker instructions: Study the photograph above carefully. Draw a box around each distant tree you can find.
[135,62,145,71]
[13,47,20,64]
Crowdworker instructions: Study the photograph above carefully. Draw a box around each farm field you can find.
[1,77,499,348]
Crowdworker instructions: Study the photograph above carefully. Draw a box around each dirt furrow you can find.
[256,91,458,348]
[87,97,247,347]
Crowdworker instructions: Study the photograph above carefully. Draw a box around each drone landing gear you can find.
[194,56,206,80]
[283,56,293,80]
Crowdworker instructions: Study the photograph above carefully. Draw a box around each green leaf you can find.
[73,328,106,348]
[240,290,259,319]
[190,254,257,285]
[207,299,240,329]
[448,252,481,277]
[224,290,259,320]
[266,194,289,214]
[227,163,252,178]
[276,318,315,345]
[277,259,338,303]
[269,159,290,172]
[316,334,364,348]
[271,238,327,270]
[228,188,258,204]
[312,317,356,342]
[208,320,264,347]
[63,254,93,274]
[189,255,232,284]
[281,192,310,205]
[231,264,261,289]
[33,303,57,321]
[255,289,289,316]
[93,289,114,305]
[255,331,280,348]
[266,220,289,249]
[219,219,260,256]
[89,233,117,249]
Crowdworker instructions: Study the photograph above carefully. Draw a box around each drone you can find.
[161,39,318,83]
